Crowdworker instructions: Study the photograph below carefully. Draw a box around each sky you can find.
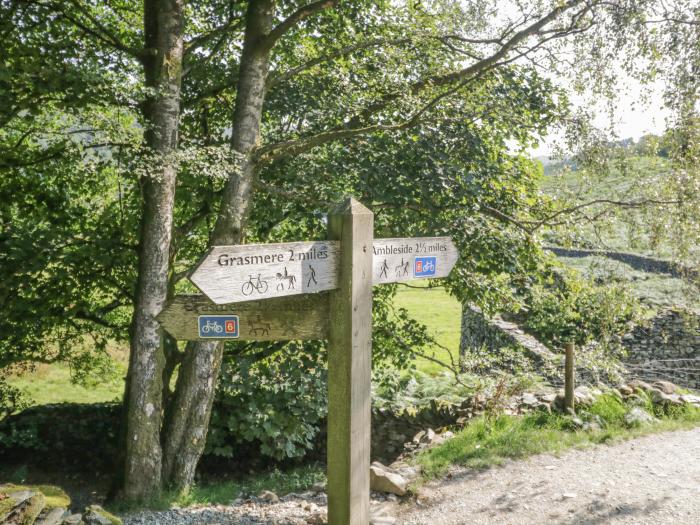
[530,62,671,158]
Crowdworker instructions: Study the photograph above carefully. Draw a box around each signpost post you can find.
[327,198,373,525]
[157,197,458,525]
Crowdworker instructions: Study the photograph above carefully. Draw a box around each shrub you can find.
[206,342,327,461]
[0,403,120,470]
[373,369,540,414]
[0,375,28,419]
[521,266,640,348]
[587,393,627,425]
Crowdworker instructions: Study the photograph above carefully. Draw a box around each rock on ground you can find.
[370,462,409,496]
[624,407,657,426]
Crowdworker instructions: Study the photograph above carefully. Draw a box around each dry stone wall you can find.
[459,304,700,391]
[459,305,561,380]
[546,246,696,279]
[622,308,700,390]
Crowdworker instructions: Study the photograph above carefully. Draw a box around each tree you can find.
[3,0,638,500]
[540,0,700,273]
[160,0,601,498]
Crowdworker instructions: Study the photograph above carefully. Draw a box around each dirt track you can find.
[397,427,700,524]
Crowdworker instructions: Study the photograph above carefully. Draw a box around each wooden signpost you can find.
[158,197,458,525]
[156,294,330,341]
[187,236,456,305]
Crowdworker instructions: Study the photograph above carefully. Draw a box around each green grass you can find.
[7,363,124,406]
[415,393,700,480]
[111,464,325,512]
[393,283,462,375]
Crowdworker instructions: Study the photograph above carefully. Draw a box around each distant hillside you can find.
[539,154,699,312]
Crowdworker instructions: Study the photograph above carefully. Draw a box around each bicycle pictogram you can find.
[200,320,224,334]
[198,315,239,338]
[241,274,269,296]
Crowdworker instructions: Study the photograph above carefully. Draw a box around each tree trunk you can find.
[123,0,185,501]
[161,340,223,489]
[159,0,274,490]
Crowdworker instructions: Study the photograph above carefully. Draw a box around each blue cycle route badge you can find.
[414,256,437,277]
[198,315,239,338]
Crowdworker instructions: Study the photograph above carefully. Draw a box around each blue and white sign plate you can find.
[414,256,437,277]
[198,315,239,338]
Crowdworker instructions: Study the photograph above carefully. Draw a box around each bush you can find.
[521,266,640,348]
[206,342,327,462]
[0,375,28,419]
[0,403,120,470]
[587,393,627,425]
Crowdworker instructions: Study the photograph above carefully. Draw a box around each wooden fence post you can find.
[327,197,373,525]
[564,342,575,412]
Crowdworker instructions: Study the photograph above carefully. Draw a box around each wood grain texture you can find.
[565,342,575,411]
[327,197,373,525]
[372,236,458,284]
[189,241,340,304]
[157,294,330,341]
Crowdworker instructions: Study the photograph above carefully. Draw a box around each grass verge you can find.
[7,363,124,406]
[415,393,700,480]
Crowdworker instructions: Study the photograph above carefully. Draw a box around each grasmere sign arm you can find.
[189,241,340,304]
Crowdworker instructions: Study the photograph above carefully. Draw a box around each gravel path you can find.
[397,427,700,524]
[122,427,700,524]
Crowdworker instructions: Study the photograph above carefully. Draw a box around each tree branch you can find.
[267,37,412,89]
[46,0,145,59]
[481,197,684,235]
[262,0,337,50]
[257,79,487,161]
[185,16,243,55]
[341,0,587,130]
[257,0,589,161]
[184,19,243,76]
[74,310,121,330]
